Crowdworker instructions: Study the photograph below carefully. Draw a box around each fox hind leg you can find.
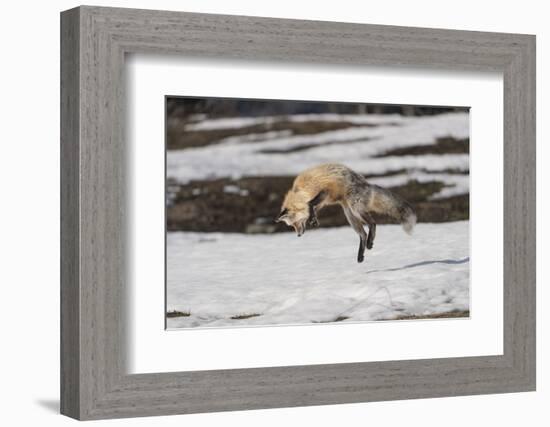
[361,212,376,250]
[366,224,376,249]
[343,205,368,263]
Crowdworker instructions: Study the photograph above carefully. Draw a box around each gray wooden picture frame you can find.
[60,5,536,420]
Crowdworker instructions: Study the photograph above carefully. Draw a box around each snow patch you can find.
[168,112,469,199]
[167,221,469,329]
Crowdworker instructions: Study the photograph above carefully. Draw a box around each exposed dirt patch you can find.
[390,309,469,320]
[230,313,261,320]
[312,315,350,323]
[166,310,191,318]
[167,120,380,150]
[423,168,469,175]
[375,136,469,157]
[166,174,469,233]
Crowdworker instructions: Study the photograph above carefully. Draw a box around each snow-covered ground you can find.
[167,112,469,199]
[166,111,470,328]
[167,221,469,329]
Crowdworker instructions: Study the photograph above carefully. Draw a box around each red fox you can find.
[276,163,416,263]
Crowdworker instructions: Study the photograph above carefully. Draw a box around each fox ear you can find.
[275,208,288,223]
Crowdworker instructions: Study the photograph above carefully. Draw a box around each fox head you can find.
[275,190,311,236]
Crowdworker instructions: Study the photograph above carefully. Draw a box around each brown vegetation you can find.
[390,310,469,320]
[375,136,469,157]
[166,174,469,233]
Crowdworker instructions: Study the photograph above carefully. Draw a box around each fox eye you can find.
[278,208,288,219]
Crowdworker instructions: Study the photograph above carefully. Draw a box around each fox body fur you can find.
[276,163,416,263]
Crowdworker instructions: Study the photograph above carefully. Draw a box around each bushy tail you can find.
[400,204,416,235]
[369,185,416,234]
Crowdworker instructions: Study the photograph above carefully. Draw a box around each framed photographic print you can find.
[61,6,536,420]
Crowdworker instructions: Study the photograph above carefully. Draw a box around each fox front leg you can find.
[307,191,326,228]
[308,205,319,227]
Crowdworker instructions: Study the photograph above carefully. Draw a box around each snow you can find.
[167,221,470,329]
[167,112,469,199]
[223,184,249,196]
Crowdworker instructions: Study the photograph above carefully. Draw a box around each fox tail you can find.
[400,204,417,234]
[369,185,416,234]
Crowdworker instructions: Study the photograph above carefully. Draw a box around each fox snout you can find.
[293,221,306,237]
[275,208,308,237]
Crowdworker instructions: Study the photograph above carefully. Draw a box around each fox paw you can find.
[308,217,319,227]
[367,242,374,250]
[357,255,364,263]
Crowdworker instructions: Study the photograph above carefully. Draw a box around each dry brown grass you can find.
[167,120,374,150]
[230,313,261,320]
[375,136,469,157]
[166,310,191,318]
[390,310,469,321]
[167,175,469,233]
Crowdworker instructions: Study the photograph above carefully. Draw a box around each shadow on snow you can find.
[366,257,469,274]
